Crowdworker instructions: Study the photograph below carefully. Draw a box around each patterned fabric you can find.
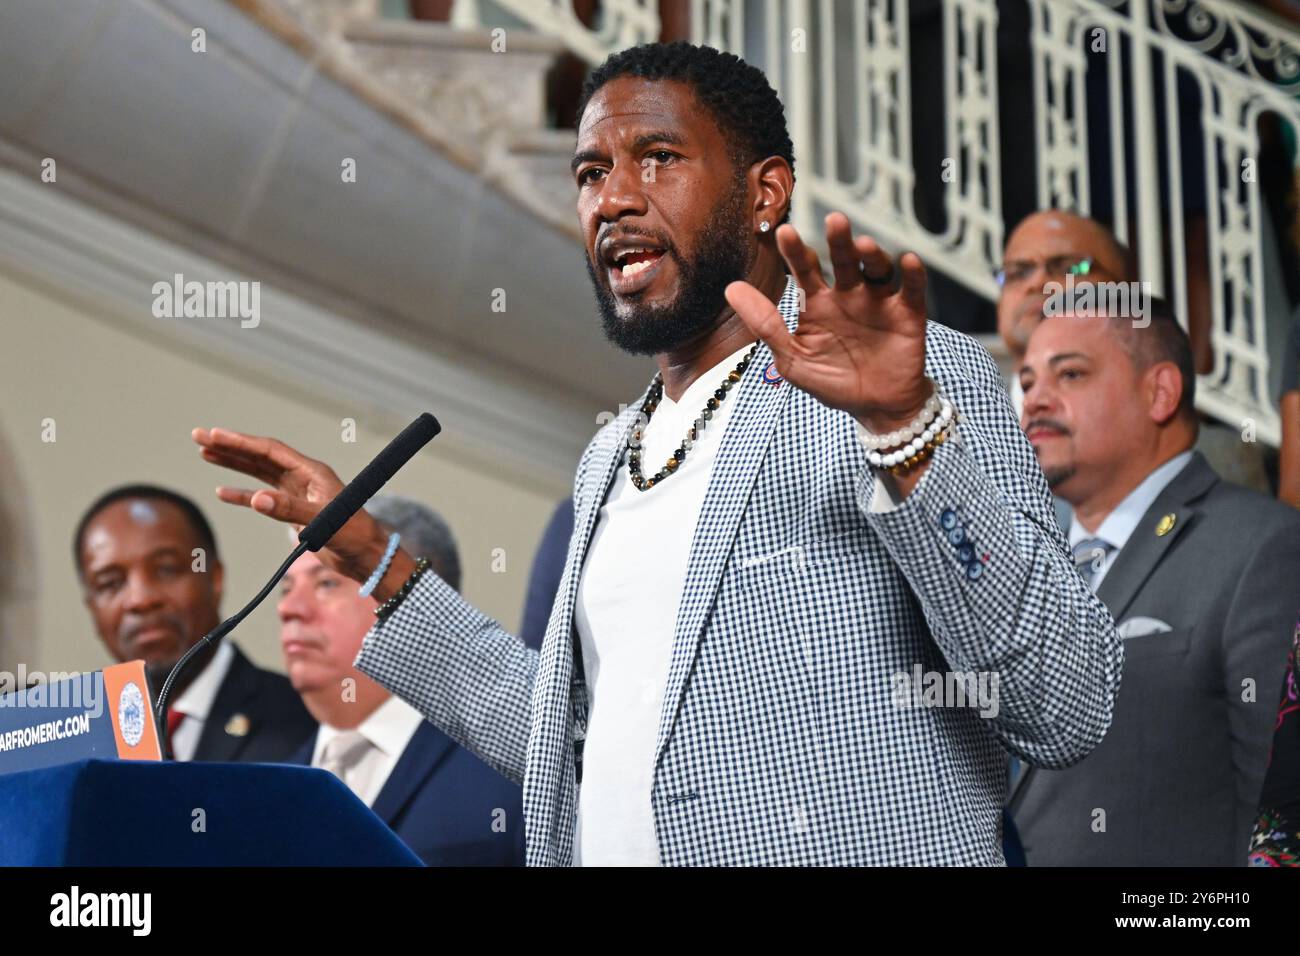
[355,276,1124,866]
[1248,618,1300,866]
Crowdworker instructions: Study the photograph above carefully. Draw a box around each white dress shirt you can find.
[169,639,235,762]
[310,694,423,807]
[1067,450,1194,591]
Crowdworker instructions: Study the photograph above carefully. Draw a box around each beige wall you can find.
[0,264,563,677]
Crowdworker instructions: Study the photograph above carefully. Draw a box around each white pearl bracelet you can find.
[864,401,955,469]
[859,384,945,451]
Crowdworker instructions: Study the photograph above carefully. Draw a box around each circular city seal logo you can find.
[118,681,145,748]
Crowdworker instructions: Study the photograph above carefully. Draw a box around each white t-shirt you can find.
[572,342,752,866]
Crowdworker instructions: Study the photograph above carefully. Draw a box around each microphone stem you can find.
[153,540,310,751]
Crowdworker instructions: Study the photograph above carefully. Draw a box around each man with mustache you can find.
[194,42,1122,865]
[997,209,1271,494]
[75,485,315,762]
[1010,301,1300,864]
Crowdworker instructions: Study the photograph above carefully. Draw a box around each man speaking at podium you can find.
[193,43,1122,865]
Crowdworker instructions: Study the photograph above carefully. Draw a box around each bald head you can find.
[997,210,1132,360]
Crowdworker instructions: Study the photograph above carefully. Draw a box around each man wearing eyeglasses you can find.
[995,210,1132,418]
[996,210,1273,495]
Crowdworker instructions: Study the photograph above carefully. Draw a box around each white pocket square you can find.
[1117,616,1173,639]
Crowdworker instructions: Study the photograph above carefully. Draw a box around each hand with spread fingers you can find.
[725,211,933,438]
[191,427,408,592]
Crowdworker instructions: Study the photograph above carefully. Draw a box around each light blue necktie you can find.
[1071,537,1116,592]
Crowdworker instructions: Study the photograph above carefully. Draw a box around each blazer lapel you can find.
[194,646,256,762]
[287,734,314,767]
[370,721,456,825]
[653,281,801,763]
[562,391,650,697]
[1096,453,1218,621]
[526,383,649,863]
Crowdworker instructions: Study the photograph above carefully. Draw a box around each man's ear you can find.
[751,156,793,228]
[1147,361,1185,426]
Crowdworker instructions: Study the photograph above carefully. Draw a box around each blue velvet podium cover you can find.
[0,759,422,866]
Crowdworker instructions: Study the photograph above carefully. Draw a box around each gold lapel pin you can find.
[1155,513,1176,537]
[224,713,251,738]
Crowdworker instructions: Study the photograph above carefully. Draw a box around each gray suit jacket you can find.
[1011,452,1300,865]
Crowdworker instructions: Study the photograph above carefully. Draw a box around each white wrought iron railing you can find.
[448,0,1299,444]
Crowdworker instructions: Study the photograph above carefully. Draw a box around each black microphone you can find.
[153,412,442,747]
[299,412,441,551]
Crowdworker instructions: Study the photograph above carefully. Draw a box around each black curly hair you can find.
[577,41,796,222]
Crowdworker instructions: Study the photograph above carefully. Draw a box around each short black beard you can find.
[586,182,752,356]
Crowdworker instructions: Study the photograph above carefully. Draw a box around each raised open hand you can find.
[725,212,931,433]
[192,427,390,584]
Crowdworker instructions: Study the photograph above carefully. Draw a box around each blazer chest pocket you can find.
[1120,628,1191,663]
[735,527,876,577]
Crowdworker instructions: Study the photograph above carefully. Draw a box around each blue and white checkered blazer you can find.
[357,278,1124,865]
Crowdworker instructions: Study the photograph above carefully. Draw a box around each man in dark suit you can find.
[1011,300,1300,865]
[280,495,523,866]
[75,484,315,761]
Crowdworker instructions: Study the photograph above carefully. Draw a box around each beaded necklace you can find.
[627,344,759,491]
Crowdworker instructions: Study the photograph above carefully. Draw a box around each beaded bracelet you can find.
[865,400,956,470]
[859,380,943,451]
[882,423,952,477]
[359,532,401,598]
[374,557,431,622]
